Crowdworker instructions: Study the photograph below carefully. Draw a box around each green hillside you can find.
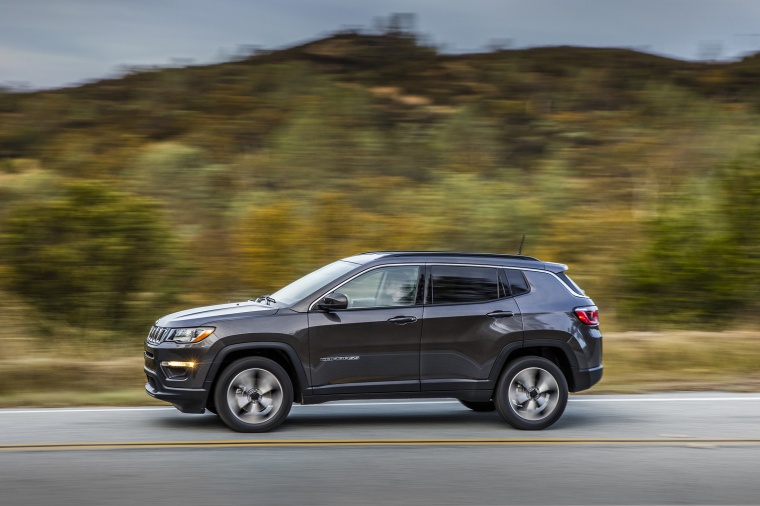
[3,30,760,340]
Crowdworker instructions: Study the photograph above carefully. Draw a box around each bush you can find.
[1,182,173,331]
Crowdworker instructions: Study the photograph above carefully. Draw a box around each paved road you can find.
[1,393,760,505]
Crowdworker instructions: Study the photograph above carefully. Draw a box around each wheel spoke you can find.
[258,380,278,396]
[511,389,530,406]
[235,371,255,391]
[532,368,540,390]
[536,374,557,396]
[254,398,269,412]
[514,370,534,389]
[239,401,254,415]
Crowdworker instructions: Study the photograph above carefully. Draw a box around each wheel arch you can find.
[490,340,580,392]
[204,343,309,408]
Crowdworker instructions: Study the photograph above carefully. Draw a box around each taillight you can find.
[574,306,599,325]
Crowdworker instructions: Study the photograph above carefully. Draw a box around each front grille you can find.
[146,325,173,345]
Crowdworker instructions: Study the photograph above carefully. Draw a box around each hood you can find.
[156,301,279,328]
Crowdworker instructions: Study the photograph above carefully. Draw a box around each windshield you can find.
[270,260,359,305]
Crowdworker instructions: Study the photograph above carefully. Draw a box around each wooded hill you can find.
[2,30,760,337]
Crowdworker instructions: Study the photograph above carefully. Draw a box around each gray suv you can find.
[144,252,602,432]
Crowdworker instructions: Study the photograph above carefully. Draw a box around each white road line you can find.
[0,407,175,414]
[1,396,760,414]
[569,397,760,402]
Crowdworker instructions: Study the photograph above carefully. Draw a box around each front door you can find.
[308,265,423,395]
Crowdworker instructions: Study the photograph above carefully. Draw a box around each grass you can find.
[1,331,759,407]
[593,330,760,393]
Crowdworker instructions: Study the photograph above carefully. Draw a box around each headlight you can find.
[167,327,215,343]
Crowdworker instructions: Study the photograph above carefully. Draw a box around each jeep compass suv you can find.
[144,252,603,432]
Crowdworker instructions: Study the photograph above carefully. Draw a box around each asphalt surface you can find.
[1,393,760,505]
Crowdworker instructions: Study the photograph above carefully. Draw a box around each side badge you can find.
[320,356,360,362]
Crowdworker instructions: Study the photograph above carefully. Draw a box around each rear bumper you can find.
[570,364,603,392]
[145,366,209,413]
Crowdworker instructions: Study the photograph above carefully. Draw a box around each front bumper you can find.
[144,370,209,413]
[144,341,214,413]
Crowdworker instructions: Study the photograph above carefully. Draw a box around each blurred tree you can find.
[622,153,760,326]
[621,211,739,326]
[1,182,173,331]
[718,153,760,259]
[235,199,308,293]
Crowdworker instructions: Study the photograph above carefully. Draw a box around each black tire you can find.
[494,356,568,430]
[214,357,293,433]
[459,400,496,412]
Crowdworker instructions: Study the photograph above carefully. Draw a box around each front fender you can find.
[202,342,311,397]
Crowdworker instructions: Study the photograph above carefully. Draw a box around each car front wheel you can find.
[214,357,293,433]
[494,356,568,430]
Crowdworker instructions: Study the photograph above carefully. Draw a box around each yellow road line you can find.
[1,438,760,452]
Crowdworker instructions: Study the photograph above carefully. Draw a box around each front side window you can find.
[431,265,500,305]
[340,266,420,309]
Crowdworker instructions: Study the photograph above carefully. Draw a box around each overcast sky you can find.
[3,0,760,90]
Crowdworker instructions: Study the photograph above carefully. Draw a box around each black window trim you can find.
[307,262,587,311]
[520,268,587,298]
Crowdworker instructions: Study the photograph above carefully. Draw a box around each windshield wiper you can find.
[252,295,276,305]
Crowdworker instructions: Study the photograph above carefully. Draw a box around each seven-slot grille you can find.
[147,326,174,345]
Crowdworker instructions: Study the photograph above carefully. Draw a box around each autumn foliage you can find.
[3,30,760,337]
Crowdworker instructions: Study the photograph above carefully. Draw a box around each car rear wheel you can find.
[459,400,496,412]
[215,357,293,433]
[494,356,568,430]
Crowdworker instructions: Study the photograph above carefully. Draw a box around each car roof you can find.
[343,251,567,272]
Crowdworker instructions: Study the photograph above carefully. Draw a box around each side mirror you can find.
[318,293,348,311]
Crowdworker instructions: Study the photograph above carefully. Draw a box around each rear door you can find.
[420,265,524,391]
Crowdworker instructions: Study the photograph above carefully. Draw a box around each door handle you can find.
[387,316,418,325]
[486,310,514,318]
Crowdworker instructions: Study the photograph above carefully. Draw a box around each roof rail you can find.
[361,251,540,262]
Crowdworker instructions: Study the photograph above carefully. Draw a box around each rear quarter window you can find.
[556,272,585,295]
[519,270,588,313]
[504,269,530,296]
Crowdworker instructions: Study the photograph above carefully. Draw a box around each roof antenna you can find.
[517,234,526,255]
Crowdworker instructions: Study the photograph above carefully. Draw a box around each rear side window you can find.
[504,269,530,296]
[431,266,500,305]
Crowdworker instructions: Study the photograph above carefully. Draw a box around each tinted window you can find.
[431,266,499,305]
[340,266,420,309]
[504,269,530,296]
